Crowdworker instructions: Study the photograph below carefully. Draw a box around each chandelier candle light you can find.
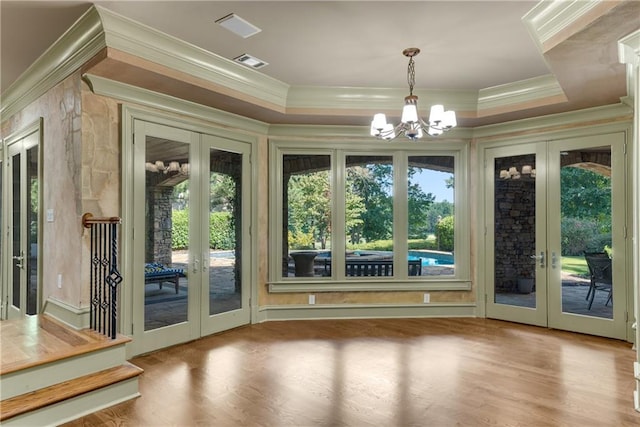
[371,48,457,140]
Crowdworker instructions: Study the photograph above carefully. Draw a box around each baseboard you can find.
[256,303,477,322]
[43,297,90,330]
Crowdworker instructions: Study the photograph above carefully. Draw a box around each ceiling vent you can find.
[233,54,268,69]
[215,13,261,38]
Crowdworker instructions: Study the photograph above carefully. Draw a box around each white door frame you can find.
[120,106,257,357]
[478,125,631,341]
[1,119,42,319]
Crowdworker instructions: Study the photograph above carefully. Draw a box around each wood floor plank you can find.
[61,318,639,426]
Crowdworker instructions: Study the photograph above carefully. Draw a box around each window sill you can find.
[268,279,472,293]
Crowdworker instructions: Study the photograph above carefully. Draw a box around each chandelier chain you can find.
[407,57,415,96]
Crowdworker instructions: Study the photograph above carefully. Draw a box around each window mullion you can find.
[334,150,346,280]
[395,152,409,280]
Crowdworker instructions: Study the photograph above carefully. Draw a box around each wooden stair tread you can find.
[1,315,131,375]
[0,362,143,422]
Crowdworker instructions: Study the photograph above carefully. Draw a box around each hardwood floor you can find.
[63,318,638,426]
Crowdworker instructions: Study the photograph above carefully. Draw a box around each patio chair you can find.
[583,252,612,310]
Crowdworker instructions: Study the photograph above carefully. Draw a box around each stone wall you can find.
[145,177,174,266]
[494,155,536,292]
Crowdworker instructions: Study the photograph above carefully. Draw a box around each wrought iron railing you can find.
[82,213,123,339]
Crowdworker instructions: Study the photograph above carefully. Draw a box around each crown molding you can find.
[472,102,633,140]
[0,7,105,120]
[619,29,640,66]
[522,0,621,53]
[94,5,289,109]
[268,124,474,141]
[84,74,269,136]
[286,86,479,115]
[2,3,583,127]
[477,74,566,116]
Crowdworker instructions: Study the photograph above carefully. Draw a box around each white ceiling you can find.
[1,1,638,127]
[1,1,548,93]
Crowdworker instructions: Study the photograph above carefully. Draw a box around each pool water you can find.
[313,251,453,266]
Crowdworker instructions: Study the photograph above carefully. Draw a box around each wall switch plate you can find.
[57,274,62,289]
[309,294,316,305]
[423,293,430,303]
[47,209,54,222]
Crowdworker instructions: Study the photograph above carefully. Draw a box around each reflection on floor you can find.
[495,273,613,319]
[144,251,241,330]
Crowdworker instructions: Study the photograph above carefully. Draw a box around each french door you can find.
[485,132,627,339]
[3,126,40,319]
[130,120,250,355]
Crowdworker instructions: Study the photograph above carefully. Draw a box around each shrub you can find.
[171,210,189,249]
[289,231,315,249]
[436,215,454,251]
[561,217,609,256]
[172,210,235,250]
[209,212,234,249]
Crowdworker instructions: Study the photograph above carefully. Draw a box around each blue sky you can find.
[412,169,453,202]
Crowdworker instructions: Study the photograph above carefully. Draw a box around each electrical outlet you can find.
[309,294,316,305]
[423,293,430,303]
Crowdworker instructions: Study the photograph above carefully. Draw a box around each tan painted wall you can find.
[1,72,85,308]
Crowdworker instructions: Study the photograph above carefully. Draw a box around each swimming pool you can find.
[313,250,453,266]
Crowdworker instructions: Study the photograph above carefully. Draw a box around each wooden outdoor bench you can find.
[144,263,183,294]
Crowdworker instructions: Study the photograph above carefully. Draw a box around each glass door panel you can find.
[6,130,40,318]
[143,136,191,331]
[25,145,39,315]
[485,143,547,327]
[11,150,22,313]
[132,120,199,356]
[547,133,626,339]
[493,153,538,308]
[559,147,612,319]
[201,137,251,336]
[208,149,242,316]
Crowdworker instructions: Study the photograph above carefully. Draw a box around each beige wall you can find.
[1,72,85,308]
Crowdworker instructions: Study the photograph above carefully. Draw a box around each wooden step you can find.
[0,362,143,422]
[1,314,130,376]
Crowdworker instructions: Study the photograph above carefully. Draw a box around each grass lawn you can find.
[562,256,589,276]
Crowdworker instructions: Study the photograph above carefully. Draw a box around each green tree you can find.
[288,171,332,249]
[346,164,393,242]
[425,201,454,234]
[210,173,236,212]
[560,166,611,232]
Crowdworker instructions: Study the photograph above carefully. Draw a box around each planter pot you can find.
[290,251,318,277]
[517,278,535,294]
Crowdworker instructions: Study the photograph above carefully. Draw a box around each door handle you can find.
[12,253,24,269]
[551,251,558,269]
[530,251,545,268]
[193,258,200,274]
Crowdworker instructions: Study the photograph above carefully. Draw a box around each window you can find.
[269,141,470,291]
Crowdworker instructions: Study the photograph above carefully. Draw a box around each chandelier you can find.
[145,160,190,175]
[370,48,457,141]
